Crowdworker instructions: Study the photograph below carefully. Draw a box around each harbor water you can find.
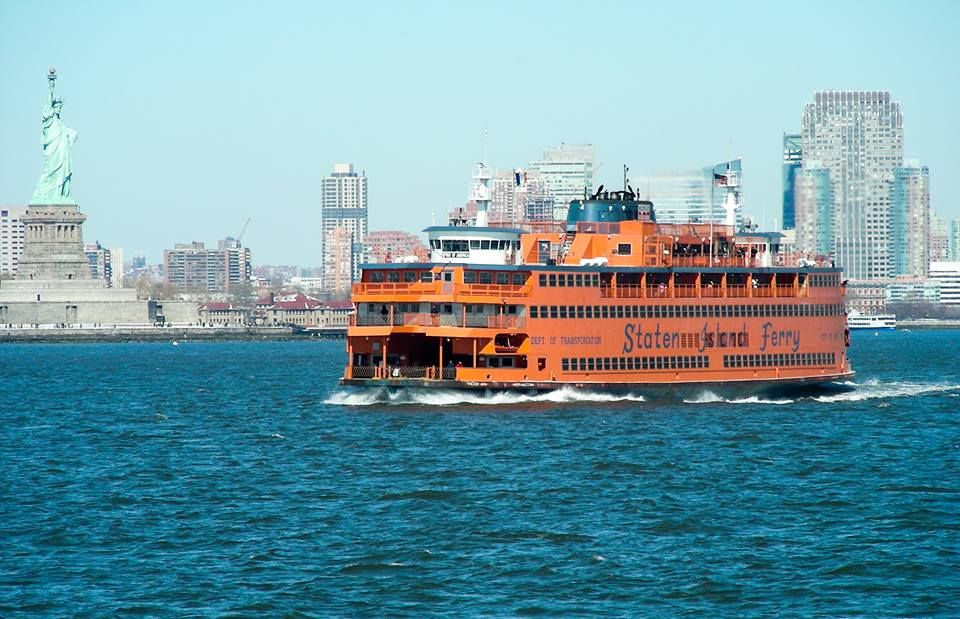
[1,330,958,616]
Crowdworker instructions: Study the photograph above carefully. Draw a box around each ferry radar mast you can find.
[470,161,492,227]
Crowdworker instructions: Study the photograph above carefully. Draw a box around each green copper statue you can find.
[31,68,77,205]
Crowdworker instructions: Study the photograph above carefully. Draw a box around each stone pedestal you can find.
[16,203,92,281]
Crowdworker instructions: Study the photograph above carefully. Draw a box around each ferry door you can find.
[537,240,551,264]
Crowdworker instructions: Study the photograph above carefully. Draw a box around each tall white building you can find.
[889,162,930,278]
[528,144,594,220]
[321,163,368,296]
[801,91,904,280]
[0,206,26,277]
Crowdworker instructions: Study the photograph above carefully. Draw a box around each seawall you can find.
[0,325,305,343]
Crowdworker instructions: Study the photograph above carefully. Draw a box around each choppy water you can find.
[1,330,958,617]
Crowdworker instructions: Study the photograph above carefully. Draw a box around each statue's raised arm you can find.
[30,68,78,205]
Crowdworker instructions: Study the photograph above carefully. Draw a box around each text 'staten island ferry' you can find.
[341,166,853,397]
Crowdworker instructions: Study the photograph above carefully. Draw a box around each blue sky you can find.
[1,0,957,265]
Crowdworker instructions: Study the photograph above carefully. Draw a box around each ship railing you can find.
[776,285,797,297]
[349,365,456,380]
[752,285,774,298]
[700,286,724,298]
[461,284,529,297]
[727,286,749,298]
[351,366,376,378]
[487,315,525,329]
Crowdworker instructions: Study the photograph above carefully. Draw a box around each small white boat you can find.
[847,311,896,330]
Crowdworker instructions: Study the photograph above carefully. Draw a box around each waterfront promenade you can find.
[0,324,304,343]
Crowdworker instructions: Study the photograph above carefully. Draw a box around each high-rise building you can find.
[950,220,960,261]
[800,91,904,280]
[163,238,251,293]
[930,211,950,264]
[85,241,113,286]
[363,230,429,263]
[321,163,368,292]
[110,247,124,288]
[793,163,833,256]
[0,206,26,277]
[528,144,594,220]
[489,170,555,225]
[782,134,802,230]
[889,163,930,278]
[636,159,743,227]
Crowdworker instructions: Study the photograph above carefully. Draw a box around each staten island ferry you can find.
[341,175,853,396]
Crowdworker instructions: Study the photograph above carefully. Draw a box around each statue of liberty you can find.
[31,68,77,205]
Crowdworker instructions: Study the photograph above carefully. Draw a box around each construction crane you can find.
[237,217,251,244]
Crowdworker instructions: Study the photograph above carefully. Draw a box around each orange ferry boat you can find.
[341,186,853,396]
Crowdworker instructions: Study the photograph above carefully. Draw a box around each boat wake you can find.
[681,379,960,405]
[326,379,960,408]
[325,385,646,407]
[810,379,960,403]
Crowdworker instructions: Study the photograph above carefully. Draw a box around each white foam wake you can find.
[811,379,960,403]
[325,385,646,407]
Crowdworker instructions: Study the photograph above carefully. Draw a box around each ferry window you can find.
[562,359,570,372]
[601,306,609,319]
[388,271,401,282]
[594,305,601,318]
[539,274,547,286]
[618,358,626,370]
[575,274,583,287]
[512,273,525,285]
[403,271,417,282]
[371,271,385,282]
[592,274,600,287]
[587,358,595,371]
[479,272,492,284]
[421,272,433,282]
[540,305,548,317]
[507,305,518,315]
[550,306,558,319]
[585,306,593,319]
[442,240,469,252]
[531,307,539,319]
[558,275,566,287]
[559,306,568,319]
[631,306,639,318]
[617,243,632,256]
[603,358,611,371]
[616,306,624,319]
[470,240,480,249]
[463,271,477,284]
[549,274,557,286]
[576,306,585,319]
[655,358,663,370]
[579,357,587,370]
[667,306,675,319]
[641,358,649,370]
[639,306,647,319]
[496,273,509,285]
[480,240,491,250]
[566,275,574,287]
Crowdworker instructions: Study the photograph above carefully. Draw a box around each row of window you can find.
[463,271,528,286]
[430,239,521,251]
[530,303,845,320]
[810,274,840,287]
[539,273,603,287]
[562,356,710,372]
[722,353,837,368]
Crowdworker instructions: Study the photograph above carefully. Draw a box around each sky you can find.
[1,0,958,266]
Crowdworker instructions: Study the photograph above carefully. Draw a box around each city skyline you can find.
[1,1,958,265]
